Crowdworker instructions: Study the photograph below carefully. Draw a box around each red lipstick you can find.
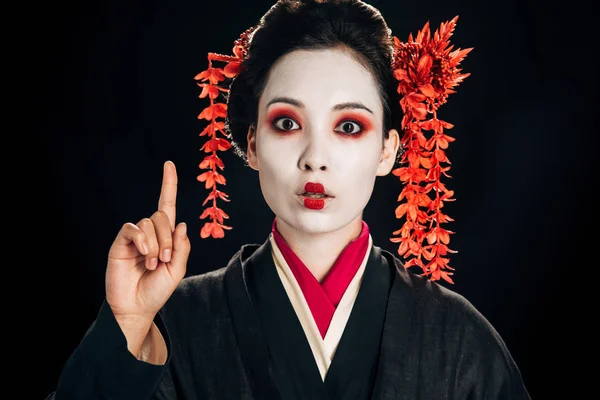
[301,182,331,210]
[304,182,324,194]
[304,197,325,210]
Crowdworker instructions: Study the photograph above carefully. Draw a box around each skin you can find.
[246,48,400,281]
[105,161,189,364]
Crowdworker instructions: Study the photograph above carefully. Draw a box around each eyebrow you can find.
[266,96,374,114]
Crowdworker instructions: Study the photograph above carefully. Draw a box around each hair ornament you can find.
[194,13,472,285]
[389,16,472,283]
[194,27,254,239]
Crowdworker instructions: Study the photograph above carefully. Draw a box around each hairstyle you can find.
[197,1,471,283]
[226,0,403,163]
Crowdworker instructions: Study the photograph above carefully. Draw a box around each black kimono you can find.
[47,237,531,399]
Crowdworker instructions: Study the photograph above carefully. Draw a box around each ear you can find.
[376,128,400,176]
[246,125,259,171]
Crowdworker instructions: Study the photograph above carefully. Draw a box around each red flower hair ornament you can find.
[193,27,254,240]
[194,18,472,283]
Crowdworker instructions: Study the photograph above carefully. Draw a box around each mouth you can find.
[299,192,333,199]
[298,192,333,210]
[299,182,334,198]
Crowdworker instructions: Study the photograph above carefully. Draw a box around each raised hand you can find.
[105,161,190,352]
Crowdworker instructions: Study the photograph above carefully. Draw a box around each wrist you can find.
[114,314,155,356]
[138,322,168,365]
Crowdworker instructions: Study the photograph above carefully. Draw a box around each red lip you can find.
[298,182,333,210]
[304,182,325,194]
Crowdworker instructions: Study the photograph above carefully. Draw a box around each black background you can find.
[34,0,594,398]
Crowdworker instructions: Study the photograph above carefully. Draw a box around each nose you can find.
[298,130,329,172]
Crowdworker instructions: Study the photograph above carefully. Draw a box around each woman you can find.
[48,1,530,399]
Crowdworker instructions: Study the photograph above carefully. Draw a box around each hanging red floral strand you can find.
[390,16,472,283]
[194,28,254,239]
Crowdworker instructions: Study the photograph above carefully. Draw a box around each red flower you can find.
[223,61,242,78]
[199,121,226,137]
[194,60,239,239]
[202,189,230,206]
[198,103,228,121]
[197,170,226,190]
[199,154,225,171]
[194,27,255,239]
[200,206,230,224]
[194,67,224,84]
[200,222,232,239]
[197,84,220,100]
[390,16,472,283]
[200,137,232,153]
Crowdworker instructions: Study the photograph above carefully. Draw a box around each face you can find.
[247,48,399,236]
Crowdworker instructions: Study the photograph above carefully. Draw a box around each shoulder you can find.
[381,249,530,394]
[170,244,251,300]
[154,265,236,347]
[175,266,229,298]
[160,264,233,321]
[380,247,505,346]
[381,248,529,393]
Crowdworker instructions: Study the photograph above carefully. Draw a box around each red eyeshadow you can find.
[265,106,302,129]
[334,113,374,138]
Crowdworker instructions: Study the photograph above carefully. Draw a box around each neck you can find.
[275,215,364,282]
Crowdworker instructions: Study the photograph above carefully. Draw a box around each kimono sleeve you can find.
[453,302,532,400]
[46,300,177,400]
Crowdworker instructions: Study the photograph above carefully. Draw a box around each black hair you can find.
[226,0,403,162]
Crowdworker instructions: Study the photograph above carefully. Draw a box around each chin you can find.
[286,212,345,235]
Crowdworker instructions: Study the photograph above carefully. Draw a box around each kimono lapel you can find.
[224,239,411,400]
[243,238,330,400]
[270,232,373,381]
[224,243,283,400]
[324,245,394,400]
[369,249,423,399]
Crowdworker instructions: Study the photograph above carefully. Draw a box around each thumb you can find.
[169,222,190,283]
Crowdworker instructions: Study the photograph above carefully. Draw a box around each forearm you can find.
[137,322,168,365]
[51,301,169,400]
[114,312,168,365]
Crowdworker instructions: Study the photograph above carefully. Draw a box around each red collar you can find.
[271,218,370,338]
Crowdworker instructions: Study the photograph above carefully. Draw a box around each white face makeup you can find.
[247,48,398,236]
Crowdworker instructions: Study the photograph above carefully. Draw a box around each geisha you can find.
[48,1,531,399]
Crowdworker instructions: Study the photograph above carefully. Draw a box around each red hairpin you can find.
[194,28,254,239]
[390,16,472,283]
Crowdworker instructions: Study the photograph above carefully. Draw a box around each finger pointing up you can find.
[158,161,178,231]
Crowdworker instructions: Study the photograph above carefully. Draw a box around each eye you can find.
[334,121,363,135]
[273,117,300,131]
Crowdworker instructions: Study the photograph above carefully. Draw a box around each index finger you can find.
[158,160,178,231]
